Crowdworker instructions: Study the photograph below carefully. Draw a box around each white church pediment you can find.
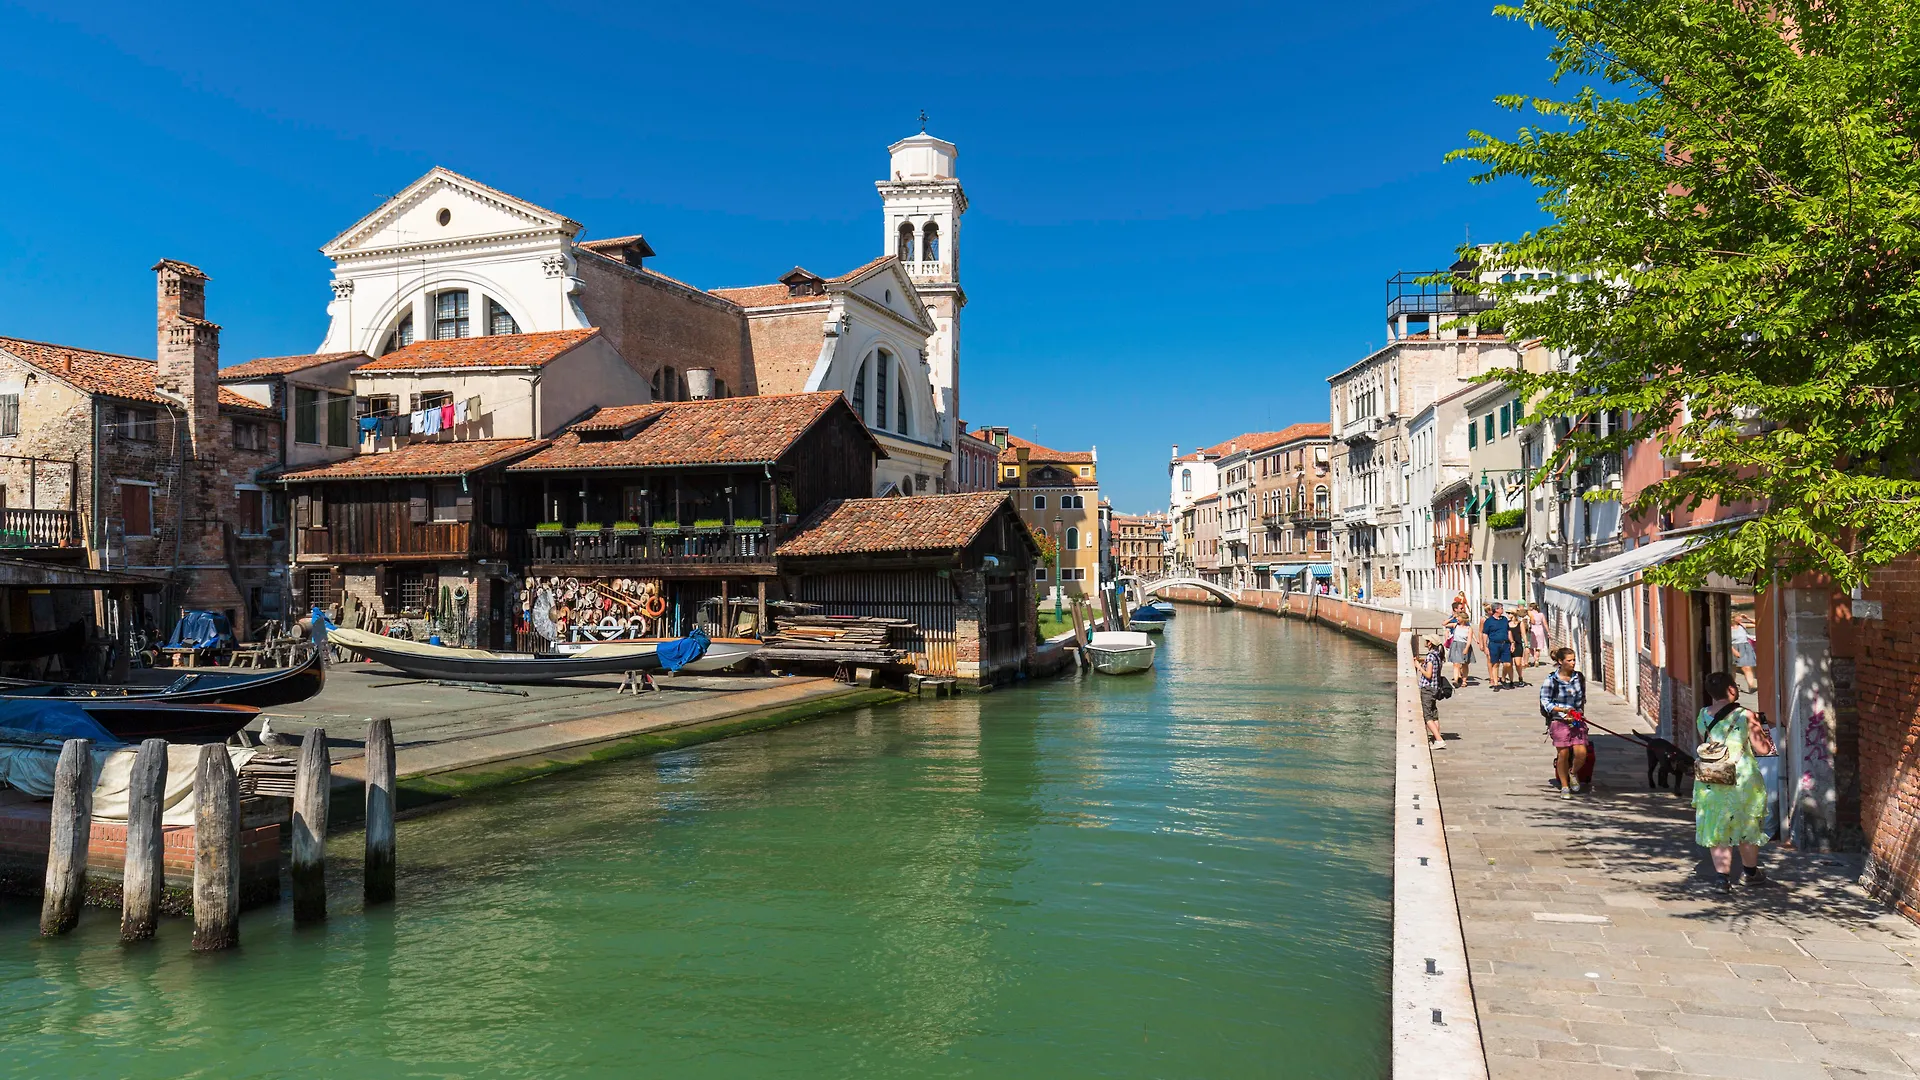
[840,258,935,333]
[322,167,582,260]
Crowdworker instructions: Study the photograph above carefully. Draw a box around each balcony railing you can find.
[1340,504,1375,526]
[0,508,79,549]
[523,525,775,568]
[1287,506,1332,525]
[903,260,949,281]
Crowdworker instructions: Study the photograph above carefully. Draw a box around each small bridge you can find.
[1135,575,1241,606]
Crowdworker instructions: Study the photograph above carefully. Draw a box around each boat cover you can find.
[0,700,120,744]
[0,734,255,826]
[167,610,235,652]
[655,629,711,673]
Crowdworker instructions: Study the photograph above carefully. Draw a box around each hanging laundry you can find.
[422,408,442,436]
[440,403,455,429]
[453,399,467,425]
[359,415,380,435]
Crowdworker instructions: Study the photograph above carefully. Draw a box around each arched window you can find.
[1180,468,1192,493]
[895,361,910,437]
[851,361,867,423]
[922,221,940,263]
[1286,488,1296,512]
[874,351,890,431]
[1065,527,1079,550]
[382,311,414,354]
[1033,494,1046,510]
[1314,485,1329,515]
[896,222,915,262]
[487,299,519,336]
[433,290,470,339]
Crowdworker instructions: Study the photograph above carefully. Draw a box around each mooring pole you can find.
[191,744,239,951]
[291,728,330,924]
[364,718,396,906]
[120,738,169,942]
[40,738,94,936]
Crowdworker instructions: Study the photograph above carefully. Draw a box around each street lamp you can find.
[1053,514,1064,621]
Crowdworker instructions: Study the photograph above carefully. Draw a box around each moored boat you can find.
[327,627,664,683]
[1085,630,1157,675]
[1127,605,1169,633]
[0,646,325,710]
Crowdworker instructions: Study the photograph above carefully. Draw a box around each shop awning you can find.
[1268,563,1308,576]
[1308,563,1333,579]
[1542,537,1700,614]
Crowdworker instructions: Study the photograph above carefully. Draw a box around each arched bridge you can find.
[1135,576,1241,606]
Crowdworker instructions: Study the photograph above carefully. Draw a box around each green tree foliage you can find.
[1450,0,1920,589]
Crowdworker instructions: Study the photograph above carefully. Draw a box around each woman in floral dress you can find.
[1693,671,1772,893]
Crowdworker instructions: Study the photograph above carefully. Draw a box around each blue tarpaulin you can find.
[166,610,234,652]
[0,700,121,745]
[656,628,711,673]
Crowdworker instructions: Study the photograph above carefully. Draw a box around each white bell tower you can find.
[878,123,966,471]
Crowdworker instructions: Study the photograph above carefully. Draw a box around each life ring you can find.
[642,594,668,618]
[453,584,469,602]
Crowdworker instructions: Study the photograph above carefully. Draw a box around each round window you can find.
[885,289,892,303]
[437,208,452,226]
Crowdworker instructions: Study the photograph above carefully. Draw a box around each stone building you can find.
[976,428,1102,601]
[1241,423,1333,592]
[1406,383,1473,611]
[1327,259,1521,604]
[1111,512,1169,579]
[308,129,968,496]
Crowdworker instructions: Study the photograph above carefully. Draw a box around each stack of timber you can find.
[237,752,299,798]
[758,616,912,667]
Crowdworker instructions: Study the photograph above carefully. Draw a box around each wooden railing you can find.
[0,508,79,548]
[298,521,507,559]
[522,526,775,567]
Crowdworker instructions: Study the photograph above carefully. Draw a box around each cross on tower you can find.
[918,109,929,132]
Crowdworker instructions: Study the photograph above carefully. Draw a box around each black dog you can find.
[1644,737,1694,792]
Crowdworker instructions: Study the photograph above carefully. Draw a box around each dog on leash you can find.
[1644,736,1694,792]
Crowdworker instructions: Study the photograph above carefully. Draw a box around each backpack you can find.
[1695,703,1743,785]
[1435,674,1453,701]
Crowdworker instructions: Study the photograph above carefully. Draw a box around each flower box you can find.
[535,522,565,534]
[611,521,642,532]
[573,522,603,532]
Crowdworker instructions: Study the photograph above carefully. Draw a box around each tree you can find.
[1031,525,1058,567]
[1450,0,1920,589]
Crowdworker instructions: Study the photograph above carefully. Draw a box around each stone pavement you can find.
[1430,667,1920,1079]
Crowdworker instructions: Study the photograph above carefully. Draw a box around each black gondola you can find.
[0,645,326,710]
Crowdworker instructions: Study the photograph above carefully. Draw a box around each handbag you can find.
[1695,703,1743,785]
[1435,673,1453,701]
[1751,710,1776,757]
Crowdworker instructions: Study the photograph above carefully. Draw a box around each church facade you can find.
[306,130,968,496]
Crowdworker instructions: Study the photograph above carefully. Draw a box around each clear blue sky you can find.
[0,0,1557,513]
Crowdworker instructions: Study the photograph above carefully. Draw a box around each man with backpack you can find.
[1539,646,1590,799]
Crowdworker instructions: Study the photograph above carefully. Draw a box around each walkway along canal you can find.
[0,607,1397,1079]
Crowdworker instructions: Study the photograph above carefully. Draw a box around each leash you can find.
[1579,717,1657,749]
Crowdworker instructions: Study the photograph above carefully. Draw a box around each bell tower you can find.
[878,123,967,471]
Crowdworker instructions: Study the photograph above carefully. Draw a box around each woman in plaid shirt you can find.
[1539,646,1590,799]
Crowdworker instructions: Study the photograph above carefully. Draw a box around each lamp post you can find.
[1053,514,1064,621]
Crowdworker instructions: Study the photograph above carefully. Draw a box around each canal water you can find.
[0,607,1397,1079]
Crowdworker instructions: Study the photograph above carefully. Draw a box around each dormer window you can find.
[433,290,470,339]
[780,269,826,298]
[488,300,519,336]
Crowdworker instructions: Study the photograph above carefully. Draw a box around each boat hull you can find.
[0,648,325,710]
[78,701,261,743]
[1087,646,1157,674]
[327,627,661,683]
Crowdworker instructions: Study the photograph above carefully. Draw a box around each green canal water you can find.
[0,607,1397,1079]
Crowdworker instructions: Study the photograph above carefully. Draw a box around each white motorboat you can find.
[1084,630,1157,675]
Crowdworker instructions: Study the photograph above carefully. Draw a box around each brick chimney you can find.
[153,259,219,456]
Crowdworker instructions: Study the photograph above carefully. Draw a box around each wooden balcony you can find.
[522,525,778,577]
[297,520,507,563]
[0,508,79,549]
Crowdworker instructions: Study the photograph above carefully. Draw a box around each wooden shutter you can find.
[455,491,474,523]
[293,493,311,530]
[408,483,428,524]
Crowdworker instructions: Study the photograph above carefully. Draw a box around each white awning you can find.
[1542,537,1700,614]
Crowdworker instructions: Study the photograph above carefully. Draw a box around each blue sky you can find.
[0,1,1558,512]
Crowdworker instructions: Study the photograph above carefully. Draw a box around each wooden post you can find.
[120,738,169,942]
[39,738,93,936]
[1067,600,1091,669]
[364,718,396,906]
[291,728,330,924]
[756,580,768,638]
[191,744,239,951]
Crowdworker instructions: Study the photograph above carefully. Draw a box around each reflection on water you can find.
[0,607,1395,1079]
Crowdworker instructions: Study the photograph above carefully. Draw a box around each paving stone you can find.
[1429,680,1920,1079]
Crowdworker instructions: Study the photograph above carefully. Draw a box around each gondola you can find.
[327,626,668,684]
[78,701,262,743]
[0,645,325,710]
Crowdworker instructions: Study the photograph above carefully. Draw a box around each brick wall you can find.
[744,310,831,396]
[1857,552,1920,920]
[576,256,754,396]
[1155,586,1403,651]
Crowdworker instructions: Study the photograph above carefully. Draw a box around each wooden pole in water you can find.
[120,738,169,942]
[1067,599,1091,669]
[40,738,93,936]
[291,728,330,924]
[191,744,239,951]
[364,718,396,906]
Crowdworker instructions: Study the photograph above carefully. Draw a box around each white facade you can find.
[1406,384,1473,612]
[876,132,966,456]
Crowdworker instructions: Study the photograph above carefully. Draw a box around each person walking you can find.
[1508,612,1530,685]
[1539,646,1590,798]
[1526,604,1549,669]
[1417,635,1446,749]
[1731,614,1759,694]
[1446,613,1474,685]
[1482,603,1516,689]
[1694,670,1773,892]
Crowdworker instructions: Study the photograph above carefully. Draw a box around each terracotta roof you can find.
[776,493,1016,557]
[710,256,901,309]
[1194,492,1221,504]
[577,234,653,256]
[509,392,882,471]
[152,258,207,279]
[996,434,1094,465]
[352,329,600,373]
[278,439,545,481]
[1177,424,1331,462]
[0,336,271,412]
[220,351,370,381]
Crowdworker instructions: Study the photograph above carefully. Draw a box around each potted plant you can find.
[535,522,565,534]
[651,520,680,532]
[573,521,603,532]
[611,520,642,532]
[732,517,764,529]
[692,518,725,531]
[777,487,798,524]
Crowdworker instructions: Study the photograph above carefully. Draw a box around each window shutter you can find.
[455,492,474,522]
[293,494,311,530]
[409,484,429,524]
[373,565,390,598]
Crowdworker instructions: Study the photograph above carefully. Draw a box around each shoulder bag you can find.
[1695,703,1743,785]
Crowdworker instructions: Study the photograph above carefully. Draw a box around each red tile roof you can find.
[1177,423,1331,462]
[278,439,545,481]
[996,434,1093,465]
[710,256,901,308]
[352,329,600,373]
[509,392,883,471]
[829,255,894,283]
[776,492,1017,557]
[220,351,370,381]
[0,336,271,412]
